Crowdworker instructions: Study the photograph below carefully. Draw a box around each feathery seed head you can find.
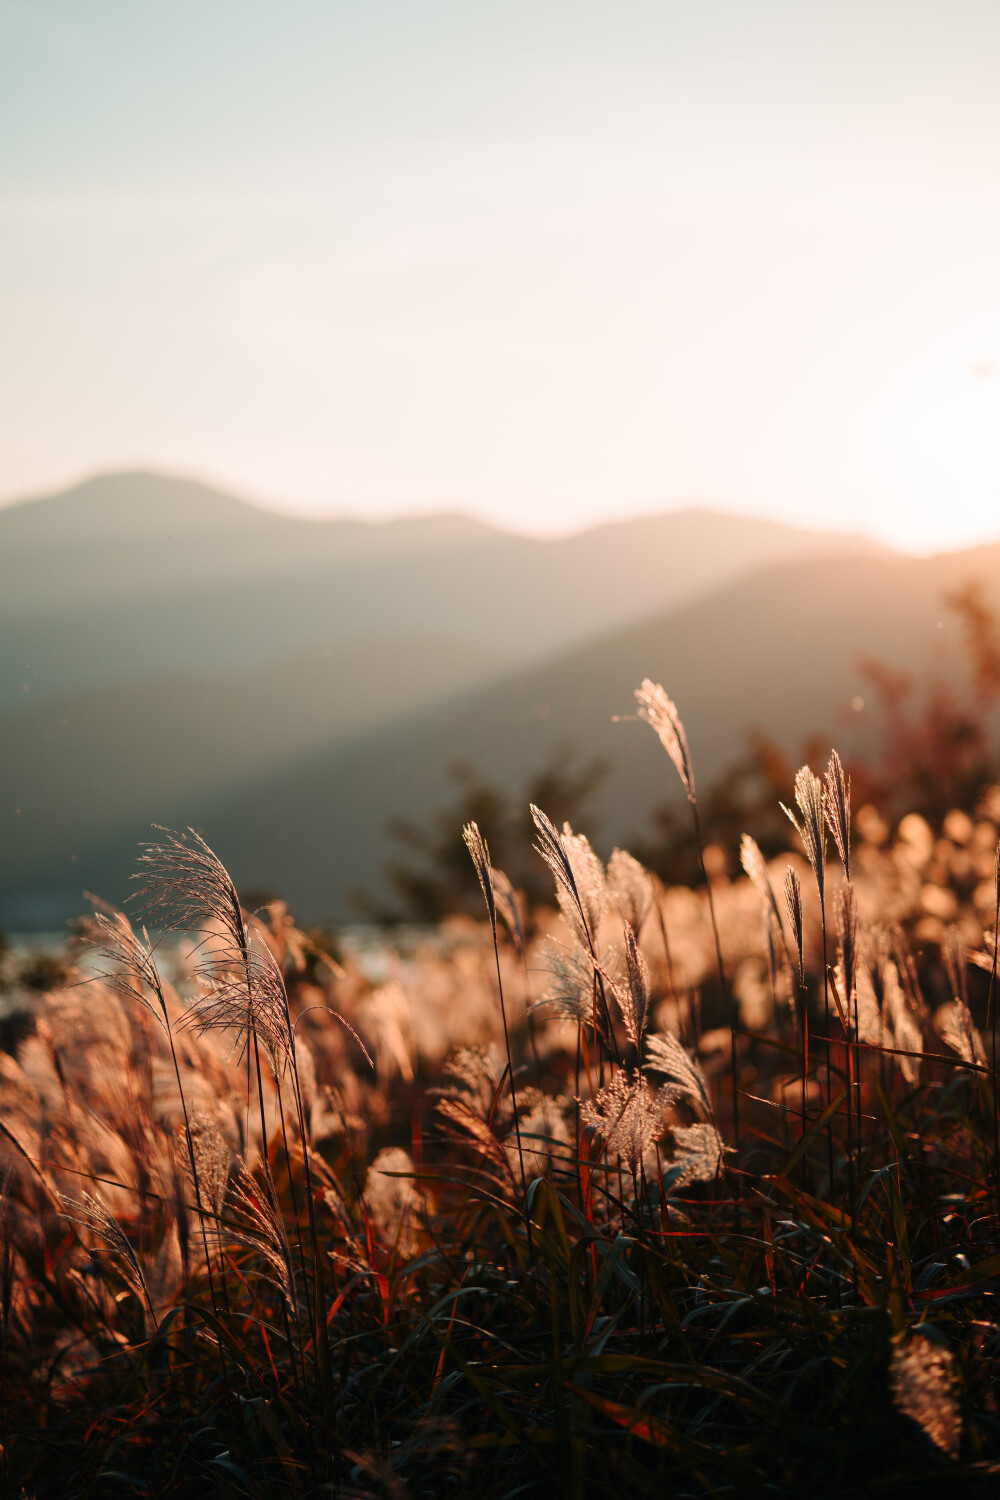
[890,1333,961,1459]
[560,824,606,939]
[185,933,293,1069]
[943,925,968,1009]
[530,804,601,950]
[437,1043,509,1124]
[824,750,852,881]
[462,822,496,935]
[86,904,168,1029]
[131,828,294,1064]
[740,834,784,930]
[605,923,652,1049]
[783,867,805,987]
[634,680,695,801]
[536,939,598,1029]
[580,1072,666,1179]
[835,884,859,1010]
[643,1028,713,1120]
[364,1148,422,1256]
[63,1191,153,1323]
[489,865,525,955]
[607,848,653,935]
[132,827,246,960]
[781,767,826,903]
[187,1116,233,1224]
[884,965,922,1082]
[939,932,984,1062]
[864,926,892,1015]
[227,1163,295,1308]
[671,1121,728,1187]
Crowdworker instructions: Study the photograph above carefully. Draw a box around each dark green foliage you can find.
[363,743,610,922]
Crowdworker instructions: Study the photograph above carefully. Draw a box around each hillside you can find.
[170,543,998,922]
[0,634,504,925]
[8,538,998,927]
[1,471,884,707]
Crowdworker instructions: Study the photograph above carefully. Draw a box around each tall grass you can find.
[1,682,999,1496]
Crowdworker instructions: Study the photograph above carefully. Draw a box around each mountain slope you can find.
[0,634,504,915]
[11,540,997,927]
[1,471,886,708]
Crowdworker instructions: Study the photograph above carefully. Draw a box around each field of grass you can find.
[2,679,1000,1497]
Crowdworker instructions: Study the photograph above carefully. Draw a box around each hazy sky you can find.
[2,1,1000,550]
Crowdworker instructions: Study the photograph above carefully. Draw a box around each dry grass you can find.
[2,690,1000,1497]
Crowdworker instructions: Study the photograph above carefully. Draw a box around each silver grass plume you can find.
[741,836,793,988]
[634,680,695,801]
[865,927,893,1017]
[940,1013,985,1068]
[762,906,793,1012]
[466,822,530,1206]
[885,966,922,1081]
[186,1116,233,1249]
[890,1333,961,1459]
[824,750,851,881]
[511,1094,572,1181]
[530,805,600,949]
[436,1044,509,1124]
[835,884,859,1017]
[489,866,525,956]
[536,939,598,1028]
[462,822,495,935]
[891,924,929,1022]
[784,867,805,988]
[943,925,969,1010]
[622,924,651,1047]
[601,924,651,1049]
[132,828,292,1066]
[671,1122,727,1186]
[607,848,653,935]
[781,768,827,905]
[62,1191,154,1326]
[740,835,784,934]
[643,1029,714,1120]
[560,824,606,941]
[642,1033,726,1184]
[133,826,244,953]
[941,926,985,1065]
[189,921,293,1069]
[363,1147,422,1255]
[87,903,170,1031]
[227,1161,295,1308]
[580,1073,668,1179]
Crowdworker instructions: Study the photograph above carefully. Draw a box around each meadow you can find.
[1,677,999,1497]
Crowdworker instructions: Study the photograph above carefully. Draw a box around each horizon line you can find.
[2,461,998,559]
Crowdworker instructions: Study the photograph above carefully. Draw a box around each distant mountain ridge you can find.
[126,538,996,924]
[5,511,997,927]
[1,470,886,709]
[1,469,904,927]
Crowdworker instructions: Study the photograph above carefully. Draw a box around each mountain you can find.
[0,635,504,918]
[7,537,998,928]
[0,469,895,926]
[1,471,884,708]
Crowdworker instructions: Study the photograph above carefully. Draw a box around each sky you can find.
[2,0,1000,552]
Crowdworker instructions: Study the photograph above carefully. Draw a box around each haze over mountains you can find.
[3,469,985,928]
[2,472,882,707]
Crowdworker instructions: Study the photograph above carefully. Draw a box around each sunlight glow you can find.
[2,2,1000,553]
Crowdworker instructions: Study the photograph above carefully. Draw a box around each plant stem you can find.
[690,798,738,1153]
